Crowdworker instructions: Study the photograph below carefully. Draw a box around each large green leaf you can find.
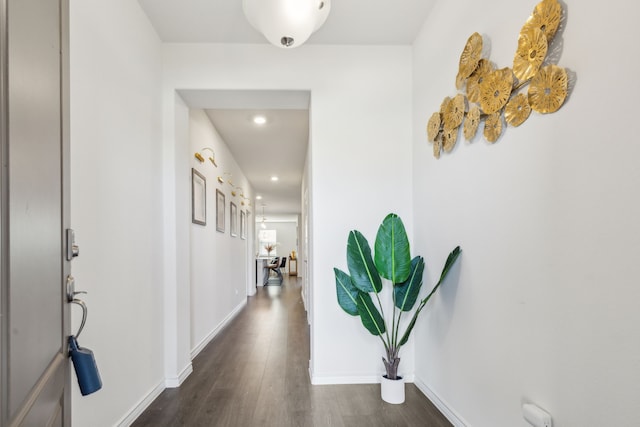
[398,308,421,347]
[347,230,382,293]
[398,246,462,347]
[374,213,411,284]
[356,292,386,336]
[439,246,462,283]
[334,268,359,316]
[394,256,425,312]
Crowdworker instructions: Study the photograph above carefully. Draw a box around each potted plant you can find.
[264,242,278,256]
[334,213,461,404]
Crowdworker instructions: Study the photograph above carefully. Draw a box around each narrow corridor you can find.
[132,276,451,426]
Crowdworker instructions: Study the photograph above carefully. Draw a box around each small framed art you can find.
[191,168,206,226]
[230,202,238,237]
[216,189,225,232]
[240,210,247,239]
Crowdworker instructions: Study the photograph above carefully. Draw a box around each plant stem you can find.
[382,346,401,380]
[373,286,392,347]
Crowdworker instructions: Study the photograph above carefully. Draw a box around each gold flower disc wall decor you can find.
[456,72,467,90]
[504,93,532,127]
[442,127,459,152]
[433,138,442,159]
[479,67,514,114]
[466,59,494,104]
[464,105,481,140]
[523,0,562,41]
[458,32,483,80]
[440,96,451,115]
[444,94,466,130]
[427,112,441,142]
[484,112,503,143]
[424,0,571,159]
[513,27,548,82]
[528,64,568,113]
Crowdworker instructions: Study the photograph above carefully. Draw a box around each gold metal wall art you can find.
[528,64,568,113]
[456,32,483,86]
[444,94,466,130]
[466,59,493,104]
[524,0,562,39]
[513,28,547,81]
[484,112,503,143]
[425,0,571,158]
[479,68,514,115]
[504,93,532,127]
[443,127,459,152]
[463,105,481,140]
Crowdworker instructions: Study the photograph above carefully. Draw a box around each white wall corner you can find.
[414,378,469,427]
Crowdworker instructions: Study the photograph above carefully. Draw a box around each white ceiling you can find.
[137,0,437,45]
[141,1,437,215]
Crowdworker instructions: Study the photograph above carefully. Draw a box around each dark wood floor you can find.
[132,275,452,427]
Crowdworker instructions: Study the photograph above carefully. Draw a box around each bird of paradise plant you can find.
[334,213,461,380]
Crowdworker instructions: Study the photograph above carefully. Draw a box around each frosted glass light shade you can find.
[243,0,331,48]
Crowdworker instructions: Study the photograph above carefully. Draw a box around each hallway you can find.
[132,276,452,427]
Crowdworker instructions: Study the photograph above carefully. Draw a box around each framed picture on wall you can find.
[216,189,225,232]
[240,210,246,239]
[191,168,206,226]
[230,202,238,237]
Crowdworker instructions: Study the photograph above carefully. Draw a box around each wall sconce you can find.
[242,0,331,49]
[194,147,217,166]
[217,172,232,184]
[231,185,244,197]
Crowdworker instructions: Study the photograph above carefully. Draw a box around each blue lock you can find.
[69,335,102,396]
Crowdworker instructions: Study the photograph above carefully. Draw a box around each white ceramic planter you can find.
[380,375,405,404]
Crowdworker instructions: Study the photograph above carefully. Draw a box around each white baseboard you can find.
[414,378,469,427]
[165,363,193,388]
[190,299,246,359]
[116,380,165,427]
[117,301,247,425]
[309,371,415,385]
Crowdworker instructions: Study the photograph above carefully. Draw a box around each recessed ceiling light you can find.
[256,195,262,200]
[270,176,279,182]
[253,115,267,125]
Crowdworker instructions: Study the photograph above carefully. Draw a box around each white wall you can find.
[162,44,414,385]
[188,108,250,356]
[412,1,640,426]
[69,0,164,425]
[257,221,297,259]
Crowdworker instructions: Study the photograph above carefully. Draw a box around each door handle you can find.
[66,275,89,338]
[66,275,87,302]
[70,299,88,339]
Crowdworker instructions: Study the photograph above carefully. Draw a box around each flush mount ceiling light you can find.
[253,115,267,125]
[242,0,331,49]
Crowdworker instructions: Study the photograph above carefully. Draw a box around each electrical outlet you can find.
[523,403,552,427]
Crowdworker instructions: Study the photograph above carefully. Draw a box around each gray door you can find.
[1,0,71,426]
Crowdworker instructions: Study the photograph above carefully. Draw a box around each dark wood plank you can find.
[132,277,453,427]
